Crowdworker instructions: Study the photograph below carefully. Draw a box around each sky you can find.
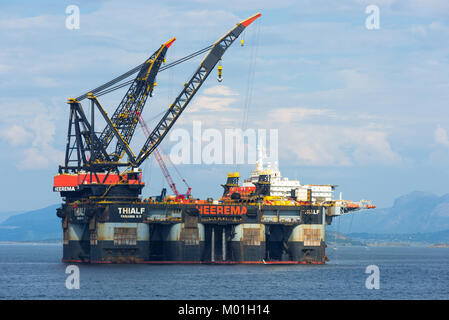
[0,0,448,211]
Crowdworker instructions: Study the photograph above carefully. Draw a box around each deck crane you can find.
[56,13,261,200]
[63,37,175,173]
[95,37,175,164]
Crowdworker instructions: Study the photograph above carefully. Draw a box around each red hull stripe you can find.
[62,259,324,265]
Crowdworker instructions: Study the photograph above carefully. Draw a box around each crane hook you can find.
[150,82,157,97]
[217,65,223,82]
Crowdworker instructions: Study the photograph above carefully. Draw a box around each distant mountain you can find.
[0,204,60,241]
[328,191,449,234]
[349,229,449,245]
[326,231,366,246]
[0,210,24,223]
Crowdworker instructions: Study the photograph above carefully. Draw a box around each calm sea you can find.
[0,244,448,300]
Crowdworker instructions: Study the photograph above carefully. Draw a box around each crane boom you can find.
[135,13,261,167]
[98,38,175,163]
[88,93,137,165]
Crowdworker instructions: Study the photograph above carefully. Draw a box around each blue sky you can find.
[0,0,448,211]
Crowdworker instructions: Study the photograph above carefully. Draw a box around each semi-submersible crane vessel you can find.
[54,13,375,264]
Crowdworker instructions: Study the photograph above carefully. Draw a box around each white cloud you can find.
[294,0,449,17]
[338,69,381,90]
[19,146,63,170]
[175,100,403,167]
[348,128,402,165]
[281,125,402,166]
[434,125,449,147]
[32,77,59,88]
[0,98,64,170]
[189,95,238,113]
[261,107,402,166]
[402,0,449,17]
[0,64,12,74]
[203,85,238,96]
[0,125,32,146]
[0,14,58,30]
[188,85,239,113]
[264,107,335,123]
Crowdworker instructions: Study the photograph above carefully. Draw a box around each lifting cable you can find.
[167,43,175,109]
[235,20,260,172]
[75,44,213,101]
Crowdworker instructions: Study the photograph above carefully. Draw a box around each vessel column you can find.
[211,226,215,262]
[222,226,226,261]
[230,224,265,262]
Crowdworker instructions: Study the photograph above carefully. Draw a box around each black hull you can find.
[59,202,331,264]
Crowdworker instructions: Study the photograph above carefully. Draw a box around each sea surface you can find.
[0,244,448,300]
